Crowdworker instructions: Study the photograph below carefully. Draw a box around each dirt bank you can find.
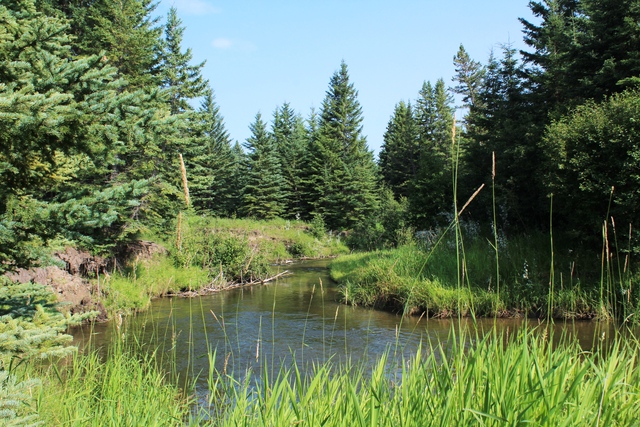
[4,242,166,322]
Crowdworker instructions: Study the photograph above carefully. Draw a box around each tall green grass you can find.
[30,335,199,426]
[211,327,640,427]
[330,230,639,320]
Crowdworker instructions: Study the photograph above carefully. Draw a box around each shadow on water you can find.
[71,259,632,406]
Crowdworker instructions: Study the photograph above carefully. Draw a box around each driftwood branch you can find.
[167,270,291,297]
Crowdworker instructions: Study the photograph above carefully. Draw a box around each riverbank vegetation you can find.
[4,0,640,424]
[98,215,348,316]
[331,228,639,321]
[10,322,640,426]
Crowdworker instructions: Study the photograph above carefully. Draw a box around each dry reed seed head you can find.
[451,114,456,144]
[492,151,496,179]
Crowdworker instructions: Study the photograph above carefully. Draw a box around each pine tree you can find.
[160,7,208,116]
[379,101,419,200]
[0,0,149,268]
[242,113,286,219]
[308,62,378,230]
[188,88,234,216]
[452,44,485,109]
[271,103,309,219]
[407,79,455,227]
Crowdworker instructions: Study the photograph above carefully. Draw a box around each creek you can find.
[71,259,622,403]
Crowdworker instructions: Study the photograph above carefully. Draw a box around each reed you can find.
[210,326,640,427]
[31,337,199,426]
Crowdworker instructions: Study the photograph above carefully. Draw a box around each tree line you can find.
[382,0,640,253]
[2,0,640,272]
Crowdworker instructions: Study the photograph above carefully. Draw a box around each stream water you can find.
[71,259,624,403]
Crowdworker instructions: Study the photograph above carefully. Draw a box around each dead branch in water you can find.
[167,270,291,297]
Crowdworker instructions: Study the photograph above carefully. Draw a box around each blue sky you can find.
[156,0,535,156]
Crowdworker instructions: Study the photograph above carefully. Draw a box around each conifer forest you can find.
[3,1,640,425]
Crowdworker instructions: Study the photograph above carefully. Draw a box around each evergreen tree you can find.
[521,0,640,111]
[463,45,545,228]
[160,7,208,116]
[242,113,286,219]
[408,79,455,227]
[227,141,247,217]
[0,0,148,268]
[46,0,163,89]
[452,44,485,109]
[379,101,419,200]
[271,103,309,220]
[577,0,640,99]
[188,88,234,215]
[308,62,378,230]
[141,6,209,226]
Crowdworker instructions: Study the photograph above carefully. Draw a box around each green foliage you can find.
[346,188,412,251]
[213,329,640,427]
[309,214,326,239]
[168,215,348,270]
[543,89,640,248]
[0,0,155,269]
[242,113,287,220]
[452,44,485,109]
[102,256,210,314]
[271,103,310,219]
[160,7,207,116]
[35,340,193,426]
[51,0,163,90]
[463,45,546,229]
[307,61,379,230]
[188,88,235,216]
[174,228,269,283]
[407,79,455,227]
[379,101,419,200]
[0,279,92,365]
[0,370,41,427]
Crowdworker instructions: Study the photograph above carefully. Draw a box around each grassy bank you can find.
[99,214,348,316]
[330,230,639,321]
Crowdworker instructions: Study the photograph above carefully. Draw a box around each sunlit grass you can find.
[212,327,640,427]
[330,231,640,320]
[31,338,198,427]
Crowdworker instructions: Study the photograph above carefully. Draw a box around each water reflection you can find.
[71,259,633,401]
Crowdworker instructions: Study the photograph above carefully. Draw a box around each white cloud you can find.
[211,38,256,52]
[212,38,233,49]
[173,0,220,16]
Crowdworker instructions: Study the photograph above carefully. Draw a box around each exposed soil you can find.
[4,241,167,322]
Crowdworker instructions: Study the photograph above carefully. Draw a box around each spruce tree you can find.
[308,62,378,230]
[227,142,247,216]
[188,88,234,216]
[143,6,209,226]
[47,0,163,89]
[408,79,455,227]
[463,45,545,228]
[160,7,208,116]
[271,103,309,219]
[0,0,149,267]
[379,101,419,200]
[242,113,286,219]
[452,44,485,110]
